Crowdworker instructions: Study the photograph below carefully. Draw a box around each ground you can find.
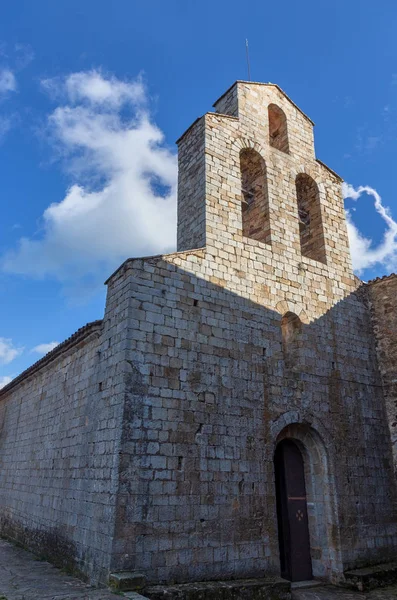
[0,536,397,600]
[0,539,120,599]
[292,583,397,599]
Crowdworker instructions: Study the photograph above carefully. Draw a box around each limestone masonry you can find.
[1,81,397,590]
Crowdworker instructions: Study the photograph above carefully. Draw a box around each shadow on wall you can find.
[110,254,397,584]
[0,255,396,585]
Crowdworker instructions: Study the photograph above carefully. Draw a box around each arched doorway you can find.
[272,421,342,582]
[274,439,313,582]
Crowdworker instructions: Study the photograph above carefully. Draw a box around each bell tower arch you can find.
[176,81,353,282]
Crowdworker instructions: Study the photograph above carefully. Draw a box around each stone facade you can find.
[368,274,397,473]
[0,321,124,582]
[0,81,397,587]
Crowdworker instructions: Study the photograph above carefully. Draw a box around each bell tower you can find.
[176,81,353,283]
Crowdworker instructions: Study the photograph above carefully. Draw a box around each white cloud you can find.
[0,68,16,96]
[66,70,144,107]
[3,70,177,289]
[31,341,60,355]
[0,376,12,389]
[0,338,23,365]
[343,183,397,275]
[41,70,144,109]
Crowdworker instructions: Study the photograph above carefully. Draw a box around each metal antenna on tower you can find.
[245,39,251,81]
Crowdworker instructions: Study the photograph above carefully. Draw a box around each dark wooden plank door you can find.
[275,439,313,582]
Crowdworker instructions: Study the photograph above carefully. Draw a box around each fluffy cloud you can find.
[3,70,177,288]
[31,341,60,355]
[0,69,16,96]
[343,183,397,274]
[0,376,12,389]
[42,70,144,108]
[0,338,23,365]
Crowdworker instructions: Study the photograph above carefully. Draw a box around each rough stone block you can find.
[344,562,397,592]
[109,572,147,592]
[145,577,291,600]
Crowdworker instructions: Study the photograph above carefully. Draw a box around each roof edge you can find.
[367,273,397,286]
[175,116,203,145]
[0,320,103,397]
[315,159,343,182]
[212,81,315,126]
[104,247,206,284]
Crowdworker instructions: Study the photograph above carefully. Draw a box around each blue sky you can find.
[1,0,397,384]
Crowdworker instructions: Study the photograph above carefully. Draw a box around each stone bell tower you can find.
[176,81,353,287]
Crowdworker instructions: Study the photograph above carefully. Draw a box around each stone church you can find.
[1,81,397,592]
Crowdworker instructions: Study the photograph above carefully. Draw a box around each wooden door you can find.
[275,439,313,582]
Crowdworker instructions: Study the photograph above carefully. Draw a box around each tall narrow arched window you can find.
[240,149,271,245]
[268,104,289,154]
[281,312,302,369]
[295,174,326,264]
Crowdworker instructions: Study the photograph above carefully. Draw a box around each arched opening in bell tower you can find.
[240,149,271,245]
[268,104,289,154]
[295,174,326,264]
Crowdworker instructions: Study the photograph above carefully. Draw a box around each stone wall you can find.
[368,274,397,474]
[177,118,206,252]
[106,249,397,584]
[0,312,127,582]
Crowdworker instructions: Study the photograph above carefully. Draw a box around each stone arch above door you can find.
[272,417,343,581]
